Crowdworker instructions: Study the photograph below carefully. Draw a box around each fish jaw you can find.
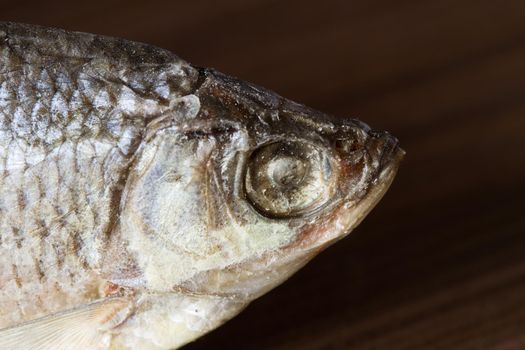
[163,142,405,304]
[302,141,405,250]
[240,141,405,299]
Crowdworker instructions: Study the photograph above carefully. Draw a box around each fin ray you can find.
[0,297,132,350]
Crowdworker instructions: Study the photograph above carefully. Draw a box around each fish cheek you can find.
[117,129,303,293]
[118,131,228,290]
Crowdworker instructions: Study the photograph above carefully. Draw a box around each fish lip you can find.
[338,150,402,239]
[295,148,403,251]
[377,145,404,185]
[378,141,405,180]
[336,141,404,239]
[365,130,405,178]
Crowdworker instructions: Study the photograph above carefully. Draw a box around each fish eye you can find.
[245,140,337,218]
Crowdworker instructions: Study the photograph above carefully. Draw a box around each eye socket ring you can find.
[244,140,337,218]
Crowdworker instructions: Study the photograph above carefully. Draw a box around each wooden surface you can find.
[2,1,525,349]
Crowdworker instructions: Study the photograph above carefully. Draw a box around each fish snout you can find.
[366,130,405,177]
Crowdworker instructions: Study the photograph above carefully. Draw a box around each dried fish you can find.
[0,22,403,350]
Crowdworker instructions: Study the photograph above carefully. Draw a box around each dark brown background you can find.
[2,1,525,349]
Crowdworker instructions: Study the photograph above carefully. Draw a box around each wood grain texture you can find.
[1,0,525,349]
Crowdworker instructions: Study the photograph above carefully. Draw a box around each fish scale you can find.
[0,22,198,328]
[0,22,403,350]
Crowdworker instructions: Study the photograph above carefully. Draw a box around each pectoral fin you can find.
[0,297,133,350]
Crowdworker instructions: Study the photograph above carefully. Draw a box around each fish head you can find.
[118,69,404,301]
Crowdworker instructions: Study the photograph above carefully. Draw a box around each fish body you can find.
[0,22,403,350]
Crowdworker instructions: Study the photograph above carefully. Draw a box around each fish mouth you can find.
[378,134,403,175]
[343,141,404,234]
[301,143,404,251]
[364,130,404,178]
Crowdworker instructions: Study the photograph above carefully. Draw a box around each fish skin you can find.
[0,22,403,350]
[0,22,198,328]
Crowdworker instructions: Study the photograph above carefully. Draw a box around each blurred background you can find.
[3,1,525,349]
